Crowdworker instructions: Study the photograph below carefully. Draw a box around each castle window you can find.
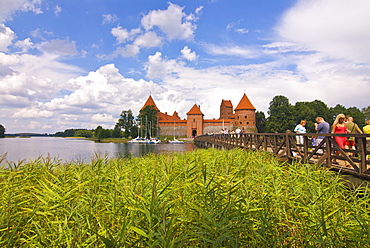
[240,122,242,125]
[244,116,247,119]
[247,122,249,125]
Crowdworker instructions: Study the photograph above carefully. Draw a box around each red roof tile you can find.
[186,104,203,115]
[140,95,159,111]
[234,93,255,110]
[221,100,233,108]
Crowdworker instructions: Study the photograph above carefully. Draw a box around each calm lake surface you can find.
[0,137,197,164]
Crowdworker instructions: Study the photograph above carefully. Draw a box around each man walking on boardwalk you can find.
[315,117,330,154]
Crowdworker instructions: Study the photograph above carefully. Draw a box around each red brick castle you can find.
[141,94,257,137]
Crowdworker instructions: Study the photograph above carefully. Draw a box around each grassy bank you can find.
[0,149,369,247]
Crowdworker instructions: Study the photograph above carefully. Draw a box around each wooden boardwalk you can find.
[194,132,370,179]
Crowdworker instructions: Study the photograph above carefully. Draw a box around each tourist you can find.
[332,114,349,165]
[363,120,370,137]
[294,120,306,145]
[235,127,241,138]
[345,117,363,155]
[363,120,370,158]
[314,117,330,154]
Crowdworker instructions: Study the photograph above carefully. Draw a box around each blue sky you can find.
[0,0,369,133]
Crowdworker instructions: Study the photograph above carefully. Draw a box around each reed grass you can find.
[0,149,369,247]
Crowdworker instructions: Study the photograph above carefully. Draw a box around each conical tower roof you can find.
[186,104,204,115]
[234,93,255,110]
[141,95,159,111]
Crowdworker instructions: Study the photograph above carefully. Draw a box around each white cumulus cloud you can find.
[0,24,16,52]
[0,0,43,22]
[181,46,198,61]
[277,0,370,63]
[141,2,197,41]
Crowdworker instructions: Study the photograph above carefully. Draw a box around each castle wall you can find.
[159,121,187,136]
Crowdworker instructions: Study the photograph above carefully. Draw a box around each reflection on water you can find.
[0,137,197,164]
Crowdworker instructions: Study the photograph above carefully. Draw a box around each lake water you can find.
[0,137,197,164]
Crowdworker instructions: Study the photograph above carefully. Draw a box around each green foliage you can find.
[138,105,159,138]
[256,111,266,133]
[116,110,136,138]
[54,129,86,137]
[95,125,112,139]
[265,95,296,133]
[362,106,370,121]
[345,106,365,127]
[1,149,370,247]
[112,124,122,138]
[293,100,330,133]
[74,129,93,138]
[0,124,5,138]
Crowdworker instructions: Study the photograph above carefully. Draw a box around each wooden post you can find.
[303,135,309,163]
[358,136,367,173]
[286,130,292,159]
[325,136,332,167]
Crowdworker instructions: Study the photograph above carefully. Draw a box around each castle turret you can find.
[234,93,256,133]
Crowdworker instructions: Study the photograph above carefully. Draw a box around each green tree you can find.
[137,105,159,138]
[329,104,347,123]
[0,124,5,138]
[293,100,330,133]
[265,95,295,133]
[94,126,103,139]
[74,129,93,138]
[255,111,266,133]
[362,106,370,121]
[112,124,122,138]
[116,110,136,138]
[94,126,112,139]
[54,129,85,137]
[346,106,365,128]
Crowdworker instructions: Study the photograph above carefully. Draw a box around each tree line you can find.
[256,95,370,133]
[53,105,158,139]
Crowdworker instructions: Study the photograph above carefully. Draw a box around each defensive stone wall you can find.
[159,126,187,137]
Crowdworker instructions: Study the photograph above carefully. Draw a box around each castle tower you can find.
[186,104,204,137]
[234,93,256,133]
[219,100,233,120]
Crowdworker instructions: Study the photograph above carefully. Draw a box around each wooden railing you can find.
[194,132,370,178]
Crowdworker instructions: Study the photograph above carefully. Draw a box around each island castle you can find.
[140,93,257,137]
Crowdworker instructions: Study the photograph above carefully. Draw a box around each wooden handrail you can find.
[194,132,370,178]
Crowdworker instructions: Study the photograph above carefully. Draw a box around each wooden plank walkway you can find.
[194,132,370,179]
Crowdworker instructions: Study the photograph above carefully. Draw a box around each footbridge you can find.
[194,132,370,179]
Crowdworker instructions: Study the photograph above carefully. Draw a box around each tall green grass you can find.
[0,149,369,247]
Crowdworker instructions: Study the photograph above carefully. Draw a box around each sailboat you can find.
[168,120,184,144]
[128,118,149,143]
[146,120,161,144]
